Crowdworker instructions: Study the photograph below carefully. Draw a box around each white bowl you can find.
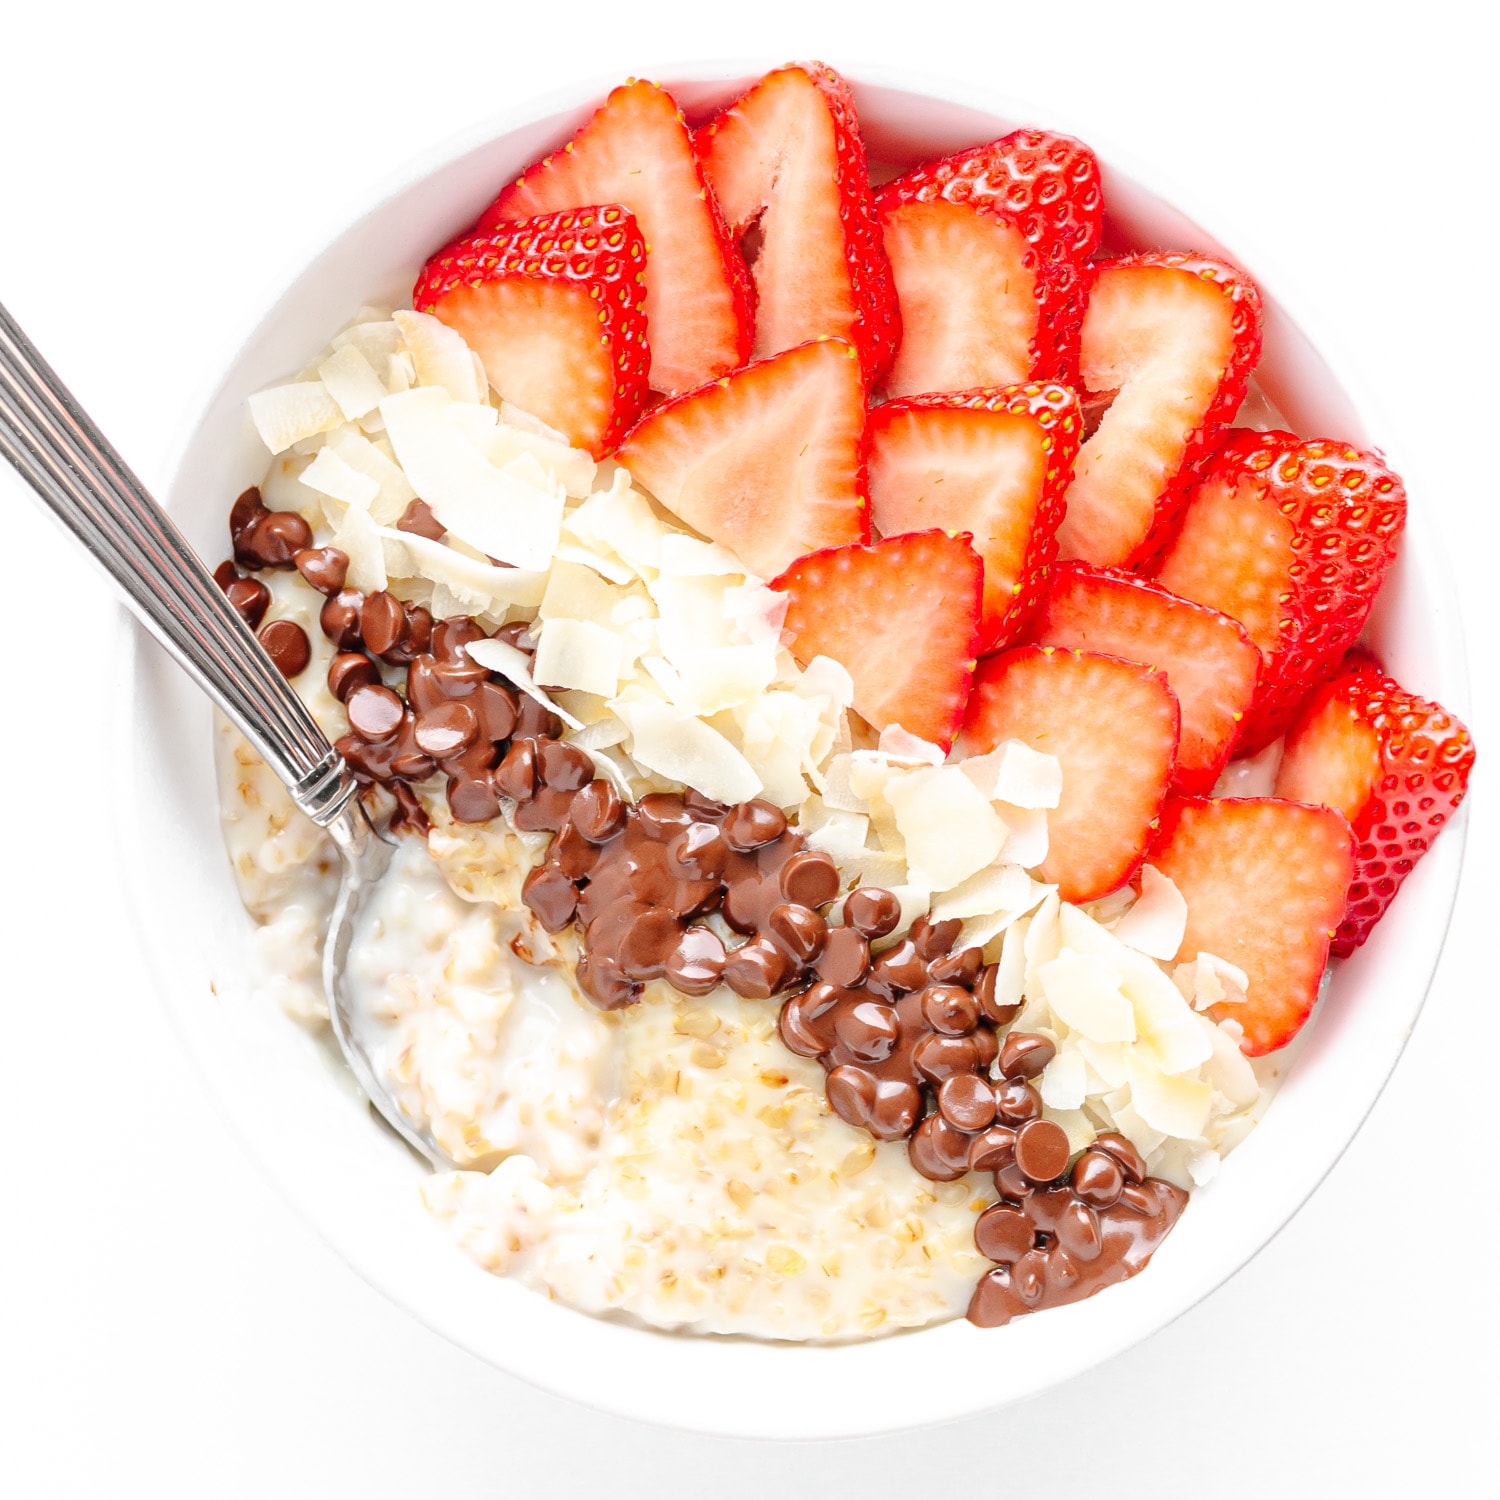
[119,65,1470,1440]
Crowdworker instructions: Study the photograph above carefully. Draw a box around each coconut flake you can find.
[886,766,1007,891]
[331,317,402,368]
[1125,1045,1212,1139]
[318,344,388,421]
[324,426,416,521]
[538,558,626,624]
[1198,1012,1260,1106]
[486,425,596,499]
[564,473,663,575]
[675,645,778,716]
[930,861,1035,923]
[1113,865,1188,960]
[378,528,545,613]
[464,638,583,730]
[500,400,571,445]
[1039,1049,1088,1110]
[393,309,483,403]
[299,444,380,510]
[331,501,386,593]
[723,582,788,650]
[961,740,1062,809]
[658,532,748,576]
[877,725,946,766]
[532,618,622,698]
[1037,951,1137,1043]
[1119,949,1213,1075]
[995,803,1049,869]
[992,917,1030,1016]
[248,382,342,454]
[616,700,761,805]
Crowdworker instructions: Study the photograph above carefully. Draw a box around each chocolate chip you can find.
[539,739,595,793]
[766,903,827,964]
[825,1067,921,1141]
[636,792,693,842]
[908,1114,973,1181]
[865,939,927,997]
[346,683,405,742]
[1014,1118,1071,1184]
[778,992,832,1057]
[928,946,983,987]
[831,1000,899,1064]
[1091,1131,1148,1184]
[257,619,310,678]
[576,952,639,1011]
[1071,1150,1126,1209]
[550,821,600,881]
[666,822,729,882]
[721,936,788,999]
[320,589,365,649]
[571,781,626,843]
[919,984,979,1036]
[998,1032,1056,1081]
[975,1204,1035,1264]
[938,1072,998,1132]
[778,850,841,909]
[447,776,500,824]
[1055,1200,1104,1262]
[909,913,962,960]
[225,575,271,630]
[814,925,870,986]
[976,963,1020,1026]
[413,700,478,758]
[664,926,726,996]
[722,799,787,851]
[240,508,311,569]
[495,738,539,801]
[912,1031,981,1085]
[360,591,406,656]
[995,1078,1043,1126]
[474,682,519,741]
[967,1124,1017,1172]
[327,651,378,703]
[293,546,349,595]
[396,498,446,540]
[843,886,901,939]
[522,864,579,932]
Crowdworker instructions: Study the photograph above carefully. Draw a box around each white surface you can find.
[0,0,1494,1489]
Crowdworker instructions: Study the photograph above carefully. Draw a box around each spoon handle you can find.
[0,300,358,827]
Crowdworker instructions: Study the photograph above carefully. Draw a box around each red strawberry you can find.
[867,382,1079,653]
[413,206,649,458]
[1030,562,1261,793]
[1148,797,1355,1054]
[694,62,899,384]
[479,79,752,397]
[1056,253,1263,568]
[615,338,868,579]
[770,530,982,750]
[1275,659,1473,956]
[1154,430,1407,751]
[963,646,1179,902]
[874,129,1102,396]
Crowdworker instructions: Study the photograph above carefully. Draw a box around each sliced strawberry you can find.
[963,646,1179,901]
[1275,659,1474,956]
[867,383,1079,653]
[1030,562,1261,793]
[694,62,899,384]
[615,338,868,579]
[412,206,649,458]
[1056,253,1263,568]
[1154,430,1407,751]
[479,79,751,397]
[874,130,1102,396]
[1148,797,1355,1054]
[769,530,982,750]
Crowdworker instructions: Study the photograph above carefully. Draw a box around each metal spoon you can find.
[0,300,450,1169]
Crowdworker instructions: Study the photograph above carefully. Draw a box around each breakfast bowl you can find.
[116,62,1470,1439]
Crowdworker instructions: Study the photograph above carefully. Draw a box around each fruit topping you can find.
[867,382,1080,653]
[964,646,1180,902]
[1275,657,1474,955]
[770,529,983,751]
[1154,430,1407,751]
[413,206,649,458]
[875,130,1102,395]
[479,79,752,396]
[1031,562,1261,792]
[1147,797,1355,1054]
[1056,252,1263,567]
[695,62,898,382]
[615,337,869,579]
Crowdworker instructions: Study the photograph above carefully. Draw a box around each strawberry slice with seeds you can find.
[963,646,1179,901]
[413,206,649,458]
[695,62,899,384]
[479,79,752,397]
[1275,658,1474,956]
[1154,429,1407,751]
[1148,797,1355,1054]
[769,530,983,750]
[874,130,1102,396]
[615,337,868,579]
[1031,562,1261,793]
[867,383,1080,653]
[1056,253,1263,568]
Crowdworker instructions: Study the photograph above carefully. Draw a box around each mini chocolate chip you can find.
[473,681,518,741]
[539,739,595,793]
[616,909,682,981]
[576,952,639,1011]
[229,487,265,549]
[514,693,561,740]
[778,850,841,910]
[360,591,406,656]
[446,775,500,824]
[682,789,728,821]
[495,738,539,801]
[1014,1118,1071,1184]
[911,1032,980,1085]
[1091,1131,1148,1184]
[865,940,928,998]
[636,792,693,842]
[721,936,788,999]
[431,616,488,664]
[242,508,312,568]
[842,886,901,939]
[664,926,726,997]
[778,994,828,1057]
[975,1203,1036,1264]
[814,924,869,986]
[396,498,446,540]
[225,576,271,630]
[257,619,311,678]
[993,1158,1034,1201]
[967,1124,1018,1172]
[928,945,983,987]
[666,822,729,882]
[1071,1150,1126,1209]
[320,589,365,649]
[999,1032,1056,1081]
[938,1072,998,1132]
[908,1114,972,1182]
[831,1000,899,1064]
[327,651,378,703]
[571,780,626,843]
[414,700,478,758]
[766,903,827,964]
[994,1078,1043,1126]
[345,683,405,742]
[293,546,349,595]
[919,984,979,1036]
[1055,1200,1104,1262]
[722,799,787,851]
[549,821,599,881]
[976,963,1020,1025]
[909,913,963,960]
[522,864,579,931]
[972,1027,999,1071]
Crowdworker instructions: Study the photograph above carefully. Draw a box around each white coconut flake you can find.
[616,700,761,805]
[1037,950,1137,1043]
[1039,1049,1088,1111]
[318,344,389,421]
[877,726,946,766]
[994,802,1049,870]
[486,425,596,499]
[538,558,625,623]
[675,645,778,716]
[324,426,416,521]
[378,528,546,613]
[500,400,571,445]
[993,917,1030,1015]
[1198,1013,1260,1106]
[658,533,748,576]
[885,766,1006,891]
[1113,865,1188,960]
[961,740,1062,809]
[1125,1045,1212,1139]
[331,500,386,593]
[331,317,402,369]
[248,382,343,454]
[532,618,622,699]
[464,638,584,731]
[393,309,483,403]
[564,473,663,575]
[1119,949,1213,1075]
[930,861,1035,923]
[299,444,380,511]
[723,582,788,651]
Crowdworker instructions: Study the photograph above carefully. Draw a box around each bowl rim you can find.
[115,58,1471,1440]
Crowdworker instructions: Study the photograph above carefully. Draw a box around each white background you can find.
[1,2,1495,1494]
